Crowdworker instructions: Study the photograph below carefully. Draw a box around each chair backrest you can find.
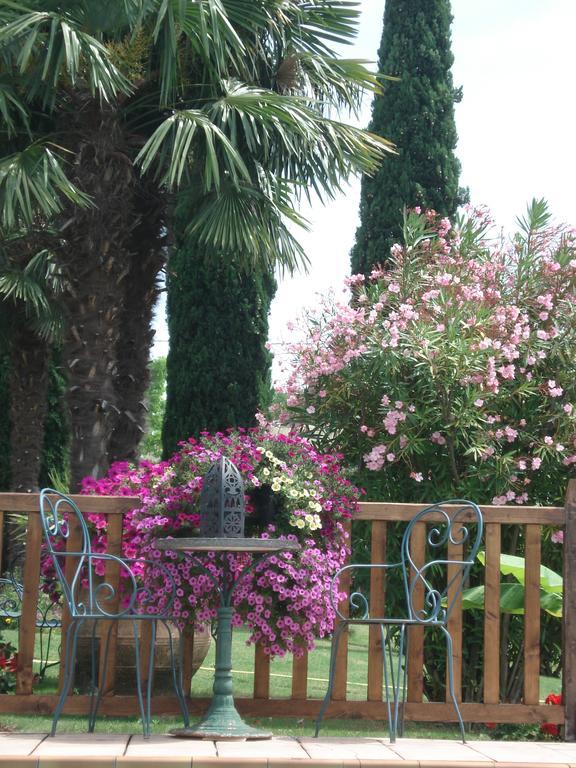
[39,488,94,616]
[401,499,483,625]
[0,574,23,619]
[39,488,177,620]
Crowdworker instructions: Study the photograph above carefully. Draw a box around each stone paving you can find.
[2,733,576,767]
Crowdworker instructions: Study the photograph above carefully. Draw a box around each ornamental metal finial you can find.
[199,457,246,538]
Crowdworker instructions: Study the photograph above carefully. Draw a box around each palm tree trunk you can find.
[9,324,51,492]
[58,95,136,490]
[107,179,166,465]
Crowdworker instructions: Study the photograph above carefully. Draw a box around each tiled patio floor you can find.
[2,733,576,767]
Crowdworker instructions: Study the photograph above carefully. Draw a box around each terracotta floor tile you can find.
[466,740,573,764]
[215,737,307,759]
[37,760,116,768]
[0,733,47,755]
[32,734,128,757]
[0,758,39,768]
[126,735,216,757]
[387,738,492,763]
[192,758,267,768]
[117,759,191,768]
[298,736,397,760]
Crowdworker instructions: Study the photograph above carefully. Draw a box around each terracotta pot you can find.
[74,620,211,694]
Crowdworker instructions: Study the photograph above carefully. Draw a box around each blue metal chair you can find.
[0,572,61,679]
[315,500,483,743]
[39,488,189,737]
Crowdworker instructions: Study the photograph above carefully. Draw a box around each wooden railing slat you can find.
[523,524,541,705]
[446,539,463,703]
[332,520,351,701]
[356,502,563,525]
[58,515,83,691]
[16,512,42,695]
[367,520,386,701]
[291,652,308,700]
[181,626,195,696]
[563,479,576,740]
[483,522,501,704]
[98,513,123,694]
[253,642,270,698]
[406,521,425,703]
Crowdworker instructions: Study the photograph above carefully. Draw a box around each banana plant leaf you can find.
[477,551,563,594]
[461,582,562,617]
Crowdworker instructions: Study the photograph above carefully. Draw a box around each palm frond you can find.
[135,107,250,189]
[0,76,30,137]
[0,8,131,104]
[0,143,91,230]
[273,0,362,57]
[0,267,50,314]
[188,178,309,272]
[150,0,249,104]
[207,81,394,196]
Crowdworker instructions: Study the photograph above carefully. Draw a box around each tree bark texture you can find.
[58,95,136,490]
[107,178,166,465]
[8,324,51,493]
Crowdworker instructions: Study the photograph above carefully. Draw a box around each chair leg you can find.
[145,620,157,735]
[440,626,466,742]
[132,620,149,739]
[382,624,405,743]
[51,619,83,737]
[163,621,190,728]
[398,626,407,738]
[88,622,114,733]
[87,620,100,732]
[314,621,346,737]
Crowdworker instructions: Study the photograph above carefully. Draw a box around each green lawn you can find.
[0,623,561,739]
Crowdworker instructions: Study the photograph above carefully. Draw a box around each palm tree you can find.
[162,3,390,450]
[0,1,392,488]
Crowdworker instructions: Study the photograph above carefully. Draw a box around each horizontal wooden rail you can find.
[0,487,571,736]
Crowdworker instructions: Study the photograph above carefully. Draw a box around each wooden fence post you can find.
[563,479,576,740]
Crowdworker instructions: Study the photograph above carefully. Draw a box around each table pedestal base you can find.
[171,605,272,740]
[170,695,272,740]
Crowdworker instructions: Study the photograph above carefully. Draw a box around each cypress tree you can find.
[351,0,466,275]
[162,198,275,457]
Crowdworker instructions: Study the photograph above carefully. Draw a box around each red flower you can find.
[485,722,496,730]
[541,722,559,737]
[545,692,562,706]
[0,655,6,670]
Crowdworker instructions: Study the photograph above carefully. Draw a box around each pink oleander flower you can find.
[282,203,576,510]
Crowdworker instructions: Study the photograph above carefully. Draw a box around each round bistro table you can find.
[155,537,300,740]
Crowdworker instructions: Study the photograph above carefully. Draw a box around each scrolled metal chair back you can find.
[401,500,483,625]
[39,488,94,616]
[0,573,23,619]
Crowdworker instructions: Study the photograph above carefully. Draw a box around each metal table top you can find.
[155,537,301,553]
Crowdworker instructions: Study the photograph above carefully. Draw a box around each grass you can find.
[0,623,561,739]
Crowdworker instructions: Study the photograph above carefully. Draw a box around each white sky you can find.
[153,0,576,381]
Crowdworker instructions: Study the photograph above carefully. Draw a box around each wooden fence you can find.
[0,484,574,738]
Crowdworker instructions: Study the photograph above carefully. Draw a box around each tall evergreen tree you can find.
[351,0,466,275]
[162,215,275,456]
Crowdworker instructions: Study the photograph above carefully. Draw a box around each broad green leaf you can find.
[477,551,563,594]
[461,583,562,618]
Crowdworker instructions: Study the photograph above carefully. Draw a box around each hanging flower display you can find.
[78,428,359,658]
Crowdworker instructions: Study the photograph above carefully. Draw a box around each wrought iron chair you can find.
[315,500,483,743]
[0,572,61,679]
[39,488,190,738]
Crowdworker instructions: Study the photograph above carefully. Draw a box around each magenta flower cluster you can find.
[281,203,576,508]
[78,429,359,657]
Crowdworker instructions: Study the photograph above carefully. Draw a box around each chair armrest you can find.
[330,562,402,621]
